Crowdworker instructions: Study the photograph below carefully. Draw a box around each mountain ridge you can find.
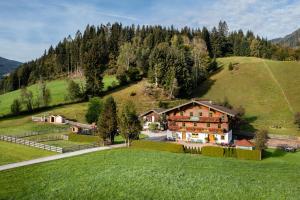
[0,57,22,78]
[271,28,300,48]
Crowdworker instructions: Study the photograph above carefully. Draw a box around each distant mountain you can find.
[0,57,22,78]
[271,28,300,48]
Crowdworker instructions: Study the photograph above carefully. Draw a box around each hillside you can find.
[0,75,117,116]
[271,28,300,48]
[194,57,300,135]
[0,57,21,78]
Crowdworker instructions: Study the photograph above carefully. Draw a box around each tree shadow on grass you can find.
[191,79,216,98]
[263,148,287,159]
[234,116,258,140]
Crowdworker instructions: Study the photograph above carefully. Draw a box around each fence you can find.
[30,135,66,143]
[11,128,69,138]
[62,143,99,153]
[0,135,63,153]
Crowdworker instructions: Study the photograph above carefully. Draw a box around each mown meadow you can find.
[0,148,299,199]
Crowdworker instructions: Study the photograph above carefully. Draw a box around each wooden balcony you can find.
[168,126,227,134]
[168,116,227,123]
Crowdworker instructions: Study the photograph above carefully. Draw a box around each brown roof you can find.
[139,108,166,117]
[235,139,255,147]
[161,100,237,117]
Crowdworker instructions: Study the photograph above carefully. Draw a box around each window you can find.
[207,123,210,127]
[190,112,193,117]
[182,122,185,127]
[180,111,184,116]
[199,112,202,116]
[194,122,197,127]
[218,124,221,128]
[209,112,213,117]
[221,135,225,140]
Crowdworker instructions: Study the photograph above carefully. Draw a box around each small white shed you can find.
[235,139,255,150]
[49,115,65,124]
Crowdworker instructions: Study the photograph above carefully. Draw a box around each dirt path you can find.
[0,143,125,172]
[263,60,294,113]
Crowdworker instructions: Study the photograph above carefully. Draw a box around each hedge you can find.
[184,146,201,154]
[224,147,237,158]
[131,140,184,153]
[236,149,261,160]
[202,146,224,157]
[68,133,99,143]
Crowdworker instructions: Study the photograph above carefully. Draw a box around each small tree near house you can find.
[85,97,103,124]
[97,96,118,145]
[11,99,21,115]
[118,100,142,147]
[254,129,268,150]
[294,112,300,129]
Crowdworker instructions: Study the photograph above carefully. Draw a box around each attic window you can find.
[180,111,184,116]
[209,112,213,117]
[190,112,193,117]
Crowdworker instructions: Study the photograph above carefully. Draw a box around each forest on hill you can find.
[1,21,300,98]
[271,28,300,48]
[0,57,21,78]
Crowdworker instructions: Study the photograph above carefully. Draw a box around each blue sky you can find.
[1,0,300,62]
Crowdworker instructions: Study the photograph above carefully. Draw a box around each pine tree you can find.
[97,96,118,144]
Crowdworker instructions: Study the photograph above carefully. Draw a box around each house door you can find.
[209,134,215,143]
[51,117,55,123]
[182,132,186,140]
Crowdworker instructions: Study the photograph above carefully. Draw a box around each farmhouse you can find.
[142,100,236,144]
[139,108,166,130]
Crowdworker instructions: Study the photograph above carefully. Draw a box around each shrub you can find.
[224,147,237,158]
[68,133,99,143]
[131,140,184,153]
[148,123,159,131]
[130,91,136,96]
[294,112,300,129]
[11,99,21,114]
[236,149,261,160]
[158,101,168,108]
[254,129,268,150]
[228,62,234,71]
[202,146,224,157]
[184,146,201,154]
[85,97,103,123]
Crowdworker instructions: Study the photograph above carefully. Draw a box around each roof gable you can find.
[161,100,236,117]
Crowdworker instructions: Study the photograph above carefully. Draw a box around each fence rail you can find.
[63,143,99,153]
[9,128,69,138]
[0,135,63,153]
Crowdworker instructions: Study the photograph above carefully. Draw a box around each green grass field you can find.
[0,141,56,165]
[0,148,299,199]
[194,57,300,135]
[0,75,118,116]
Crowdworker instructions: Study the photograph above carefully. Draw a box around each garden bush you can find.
[224,147,237,158]
[202,146,224,157]
[131,140,184,153]
[68,133,99,143]
[236,149,261,160]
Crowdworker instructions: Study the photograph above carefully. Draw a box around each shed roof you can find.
[235,139,255,147]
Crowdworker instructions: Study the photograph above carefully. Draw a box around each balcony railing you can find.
[168,116,227,123]
[168,125,227,134]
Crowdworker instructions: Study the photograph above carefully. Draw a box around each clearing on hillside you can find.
[194,57,300,135]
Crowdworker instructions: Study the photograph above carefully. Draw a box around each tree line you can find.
[1,21,299,97]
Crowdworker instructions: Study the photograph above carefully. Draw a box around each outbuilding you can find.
[49,115,65,124]
[235,139,255,150]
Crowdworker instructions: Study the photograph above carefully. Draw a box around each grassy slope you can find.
[0,75,117,115]
[0,141,56,165]
[194,57,300,135]
[0,148,299,199]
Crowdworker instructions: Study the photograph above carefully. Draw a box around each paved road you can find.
[0,143,126,172]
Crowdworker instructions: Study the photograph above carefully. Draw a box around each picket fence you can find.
[0,135,63,153]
